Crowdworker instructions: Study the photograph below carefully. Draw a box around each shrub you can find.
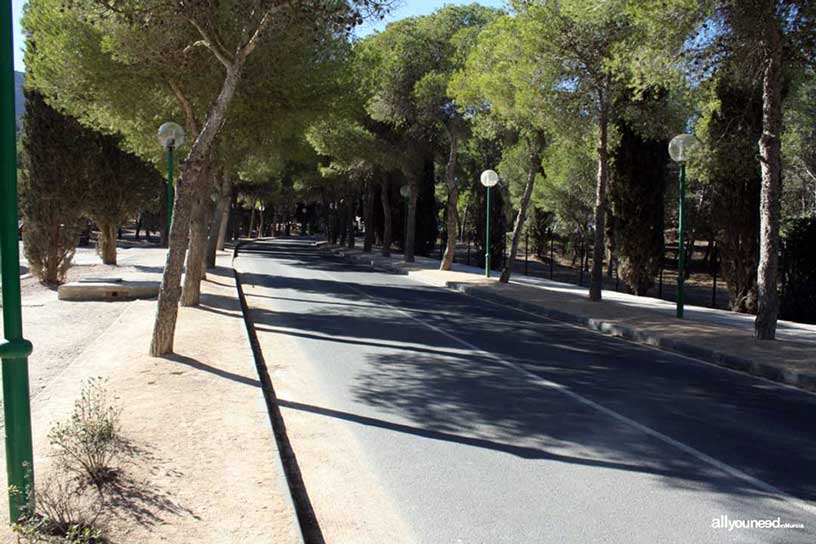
[19,90,88,285]
[48,378,122,488]
[13,473,106,544]
[781,216,816,324]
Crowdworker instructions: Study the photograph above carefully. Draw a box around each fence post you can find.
[658,258,664,299]
[550,231,554,280]
[524,229,529,276]
[579,238,585,286]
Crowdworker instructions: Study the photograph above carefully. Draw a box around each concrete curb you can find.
[324,245,816,394]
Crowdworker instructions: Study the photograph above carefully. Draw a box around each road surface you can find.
[236,238,816,544]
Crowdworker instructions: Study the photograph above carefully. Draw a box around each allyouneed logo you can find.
[711,515,805,531]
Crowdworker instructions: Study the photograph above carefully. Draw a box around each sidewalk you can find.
[326,243,816,392]
[0,251,301,543]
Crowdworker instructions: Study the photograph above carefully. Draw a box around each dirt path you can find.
[1,254,301,542]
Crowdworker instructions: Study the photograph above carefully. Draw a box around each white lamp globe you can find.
[158,122,185,149]
[480,169,499,188]
[668,134,698,163]
[400,185,410,198]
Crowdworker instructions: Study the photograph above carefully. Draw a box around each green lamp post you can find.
[480,169,499,278]
[157,122,185,229]
[400,184,410,254]
[1,0,35,522]
[668,133,699,319]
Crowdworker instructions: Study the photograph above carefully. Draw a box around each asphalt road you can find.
[236,238,816,544]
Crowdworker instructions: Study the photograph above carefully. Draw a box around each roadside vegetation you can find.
[14,0,816,343]
[12,379,122,544]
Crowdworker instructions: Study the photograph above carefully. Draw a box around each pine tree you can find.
[19,90,89,284]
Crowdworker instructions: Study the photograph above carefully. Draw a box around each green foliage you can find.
[85,131,164,263]
[24,0,365,174]
[782,68,816,218]
[535,130,596,237]
[528,208,555,257]
[450,13,558,136]
[781,216,816,324]
[610,106,668,295]
[697,73,763,312]
[20,90,89,285]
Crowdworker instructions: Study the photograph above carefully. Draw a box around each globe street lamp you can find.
[668,134,699,319]
[400,185,410,254]
[1,1,34,521]
[480,170,499,278]
[157,122,185,229]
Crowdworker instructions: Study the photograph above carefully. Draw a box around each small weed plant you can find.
[48,378,122,488]
[13,378,121,543]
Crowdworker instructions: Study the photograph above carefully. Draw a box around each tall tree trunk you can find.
[248,205,256,237]
[500,133,545,283]
[755,15,784,340]
[605,206,616,278]
[98,221,118,265]
[181,170,213,307]
[204,202,222,269]
[257,205,266,238]
[363,180,375,253]
[346,192,356,249]
[590,89,610,301]
[207,175,232,267]
[338,201,347,245]
[321,194,331,242]
[460,199,470,243]
[221,191,237,249]
[381,178,392,257]
[440,131,460,271]
[150,63,243,356]
[404,172,418,263]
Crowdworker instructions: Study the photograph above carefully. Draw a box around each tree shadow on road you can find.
[240,239,816,509]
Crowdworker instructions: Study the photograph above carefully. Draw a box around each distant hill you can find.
[14,71,24,128]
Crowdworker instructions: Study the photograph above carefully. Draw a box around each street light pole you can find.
[157,122,185,236]
[668,133,698,320]
[1,0,35,522]
[167,145,174,228]
[677,161,686,318]
[480,170,499,278]
[485,185,491,277]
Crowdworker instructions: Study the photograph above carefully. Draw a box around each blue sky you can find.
[12,0,24,71]
[12,1,507,72]
[356,0,506,36]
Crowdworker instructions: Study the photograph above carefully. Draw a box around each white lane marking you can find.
[312,266,816,519]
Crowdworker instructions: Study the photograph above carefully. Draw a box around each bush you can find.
[12,379,121,543]
[48,378,122,488]
[13,473,106,544]
[528,208,554,258]
[781,216,816,324]
[19,91,89,285]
